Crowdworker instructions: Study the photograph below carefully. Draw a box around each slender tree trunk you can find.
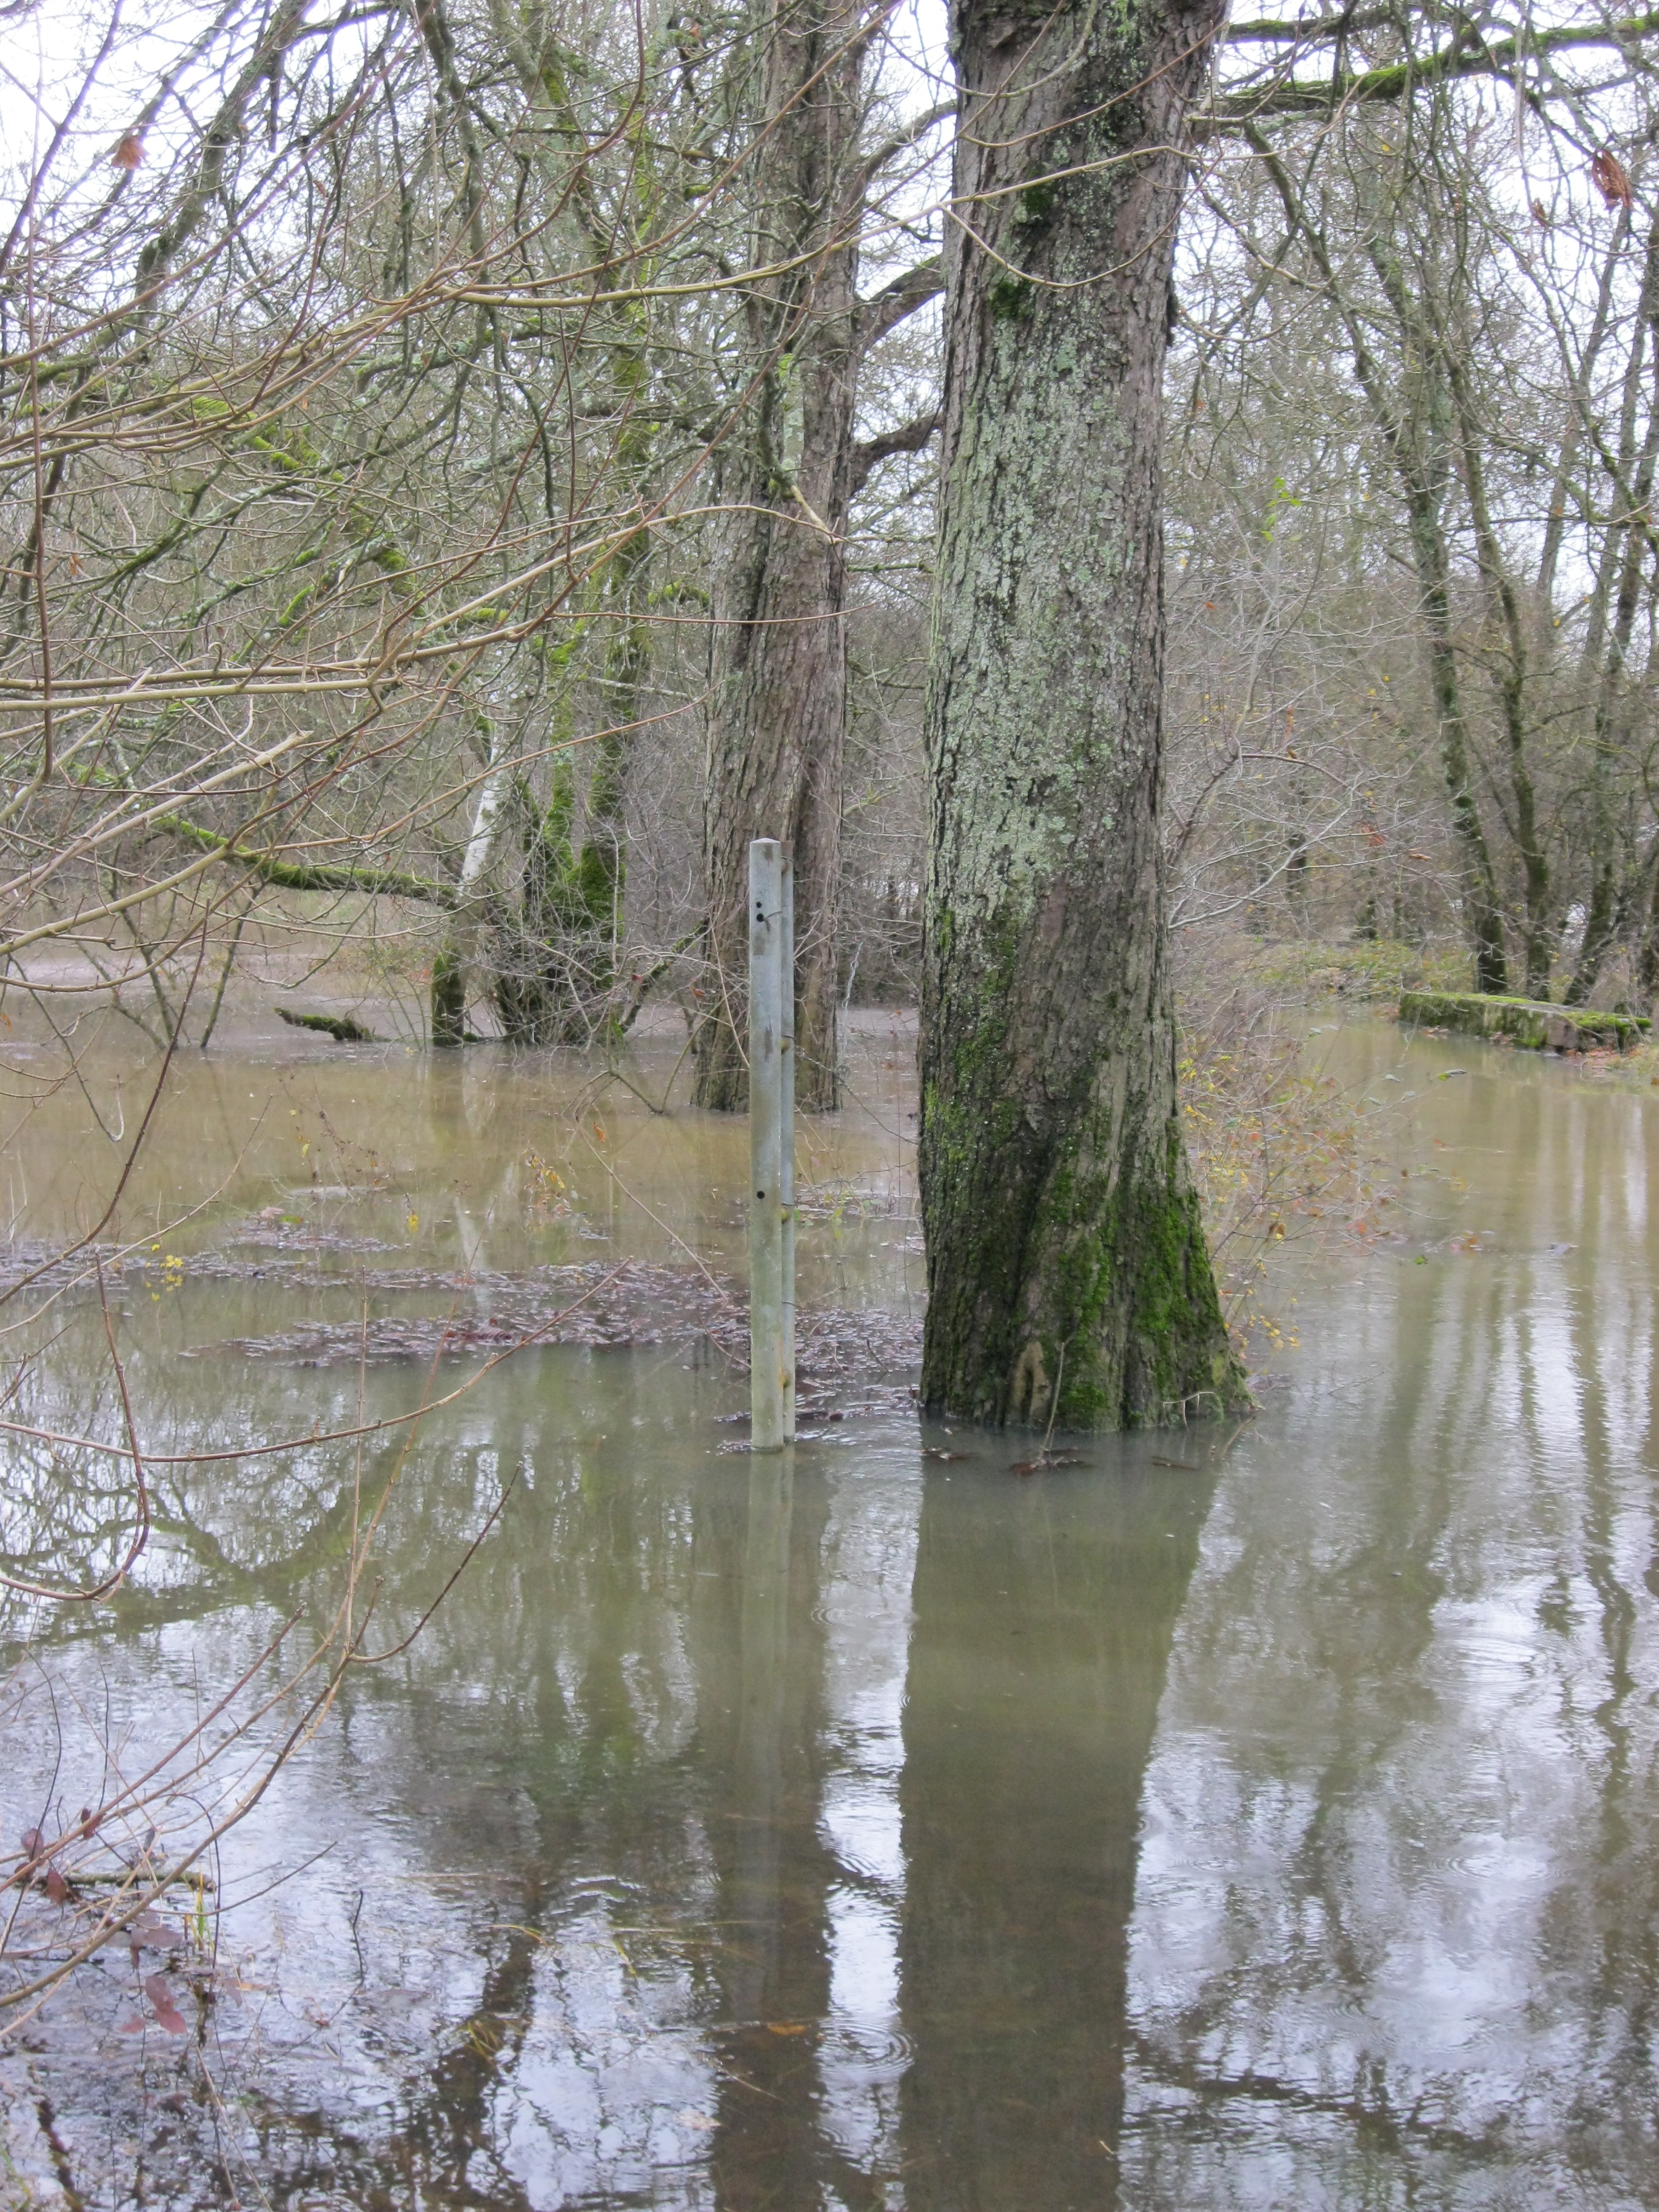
[431,731,509,1045]
[1361,243,1509,993]
[1568,215,1659,1006]
[1637,851,1659,1013]
[697,401,855,1110]
[692,0,866,1114]
[918,0,1244,1428]
[565,521,650,1036]
[1249,138,1509,995]
[1453,370,1551,995]
[1404,483,1510,994]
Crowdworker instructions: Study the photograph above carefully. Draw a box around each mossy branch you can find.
[1204,7,1659,129]
[156,813,456,907]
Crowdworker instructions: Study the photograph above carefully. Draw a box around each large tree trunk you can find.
[692,0,865,1115]
[918,0,1244,1428]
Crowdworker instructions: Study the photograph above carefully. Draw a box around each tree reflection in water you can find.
[14,1028,1659,2207]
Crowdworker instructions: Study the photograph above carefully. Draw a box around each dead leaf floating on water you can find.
[129,1912,186,1958]
[143,1973,188,2034]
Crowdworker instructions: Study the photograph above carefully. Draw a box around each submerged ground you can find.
[2,1012,1658,2209]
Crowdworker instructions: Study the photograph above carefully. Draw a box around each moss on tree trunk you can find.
[919,0,1245,1429]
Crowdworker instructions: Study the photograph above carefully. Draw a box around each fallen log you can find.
[1398,990,1650,1052]
[275,1006,379,1043]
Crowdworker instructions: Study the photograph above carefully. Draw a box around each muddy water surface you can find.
[4,1019,1659,2209]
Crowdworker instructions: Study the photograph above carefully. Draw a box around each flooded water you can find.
[5,1016,1659,2207]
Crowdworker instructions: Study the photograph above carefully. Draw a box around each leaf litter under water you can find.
[168,1255,924,1407]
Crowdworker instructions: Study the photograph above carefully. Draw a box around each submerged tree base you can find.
[1399,990,1650,1053]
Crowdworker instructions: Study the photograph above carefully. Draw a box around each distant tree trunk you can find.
[1249,134,1509,995]
[1359,247,1509,994]
[918,0,1244,1427]
[692,10,945,1115]
[1637,854,1659,1012]
[1568,215,1659,1007]
[491,526,656,1048]
[697,370,857,1113]
[538,525,651,1042]
[432,729,509,1045]
[692,0,866,1115]
[1452,365,1552,996]
[1406,483,1510,996]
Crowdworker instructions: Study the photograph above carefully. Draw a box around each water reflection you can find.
[897,1450,1217,2209]
[12,1025,1659,2205]
[1122,1033,1659,2207]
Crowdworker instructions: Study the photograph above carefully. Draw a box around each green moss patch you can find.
[1399,990,1651,1052]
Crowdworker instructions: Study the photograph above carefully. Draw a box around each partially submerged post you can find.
[749,840,796,1448]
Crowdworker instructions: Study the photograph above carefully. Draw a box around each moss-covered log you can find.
[918,0,1245,1429]
[1399,990,1651,1051]
[275,1007,379,1042]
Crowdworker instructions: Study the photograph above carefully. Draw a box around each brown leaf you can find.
[78,1806,99,1839]
[764,2021,809,2036]
[144,1974,188,2034]
[132,1914,186,1951]
[44,1864,69,1906]
[1530,197,1550,227]
[112,131,144,171]
[19,1827,44,1862]
[1590,149,1633,211]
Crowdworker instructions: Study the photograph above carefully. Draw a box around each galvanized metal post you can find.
[748,839,795,1449]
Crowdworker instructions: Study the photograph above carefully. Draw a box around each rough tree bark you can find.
[918,0,1245,1427]
[692,0,868,1115]
[693,1,943,1114]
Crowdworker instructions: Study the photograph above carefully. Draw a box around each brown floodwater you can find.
[4,1014,1659,2208]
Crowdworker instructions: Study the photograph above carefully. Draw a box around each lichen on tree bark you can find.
[919,0,1245,1427]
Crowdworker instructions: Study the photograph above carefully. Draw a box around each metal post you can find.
[748,839,794,1449]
